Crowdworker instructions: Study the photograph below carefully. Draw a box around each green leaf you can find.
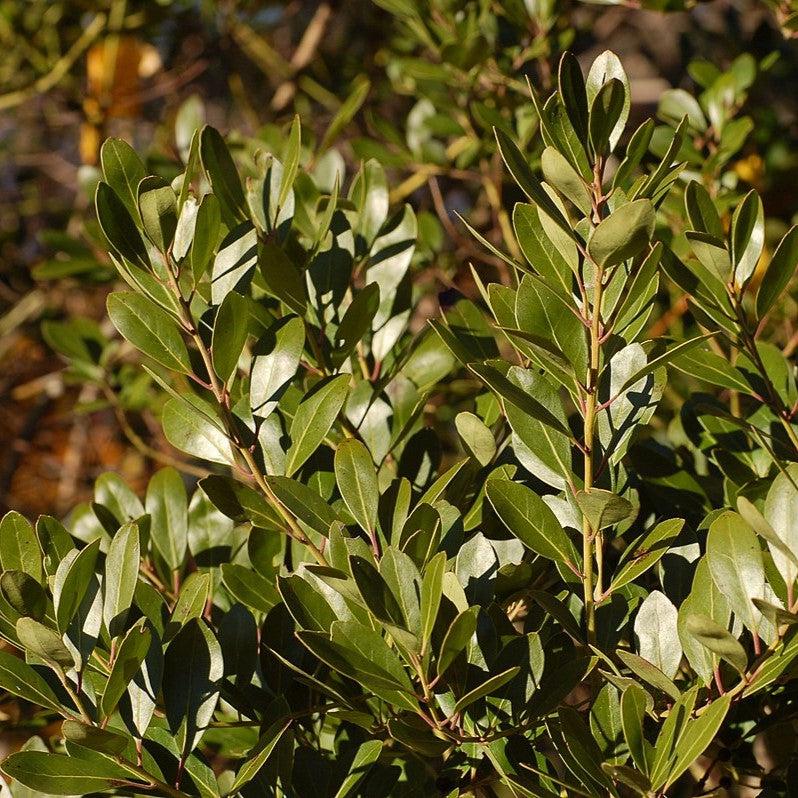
[0,650,62,711]
[486,479,579,570]
[575,489,633,531]
[335,439,379,534]
[730,189,764,287]
[212,291,249,384]
[260,240,307,315]
[285,375,349,476]
[332,739,383,798]
[706,510,766,635]
[1,751,141,795]
[100,138,147,221]
[762,464,798,588]
[672,347,750,392]
[684,181,723,239]
[469,362,572,438]
[61,720,128,755]
[211,221,258,306]
[621,684,652,775]
[494,128,574,238]
[1,571,45,621]
[36,516,74,579]
[452,666,520,714]
[229,718,291,793]
[95,182,149,270]
[541,147,591,215]
[265,475,338,535]
[586,51,630,153]
[588,199,654,268]
[419,551,446,656]
[221,563,277,615]
[101,621,152,717]
[103,521,140,639]
[250,316,305,418]
[558,52,589,144]
[162,397,236,466]
[589,78,626,156]
[199,125,247,225]
[660,696,731,790]
[190,193,221,282]
[610,518,683,593]
[0,511,42,584]
[167,571,211,639]
[437,606,478,678]
[684,613,747,674]
[107,292,192,374]
[634,591,681,680]
[163,619,222,758]
[756,225,798,318]
[319,76,370,153]
[137,175,177,253]
[146,467,188,572]
[616,649,680,700]
[616,333,717,396]
[350,555,405,629]
[685,231,731,282]
[53,539,101,633]
[278,115,301,212]
[334,282,380,362]
[15,618,73,669]
[455,412,496,467]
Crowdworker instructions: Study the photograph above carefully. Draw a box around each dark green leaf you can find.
[107,292,192,374]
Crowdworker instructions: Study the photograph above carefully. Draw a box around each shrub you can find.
[1,48,798,797]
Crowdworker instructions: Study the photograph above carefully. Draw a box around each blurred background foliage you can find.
[2,0,798,527]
